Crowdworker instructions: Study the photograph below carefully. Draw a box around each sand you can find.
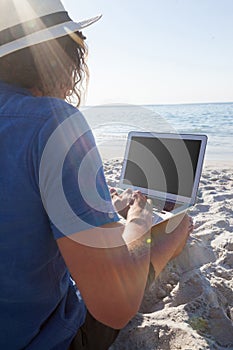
[103,160,233,350]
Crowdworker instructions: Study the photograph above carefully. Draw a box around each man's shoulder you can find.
[22,95,80,123]
[0,84,81,124]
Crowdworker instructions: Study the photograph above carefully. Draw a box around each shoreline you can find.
[204,159,233,170]
[98,141,233,170]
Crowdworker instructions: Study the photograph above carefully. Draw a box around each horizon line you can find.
[81,100,233,108]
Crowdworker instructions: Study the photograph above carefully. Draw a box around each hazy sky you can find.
[62,0,233,106]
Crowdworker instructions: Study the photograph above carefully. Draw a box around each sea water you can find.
[82,102,233,163]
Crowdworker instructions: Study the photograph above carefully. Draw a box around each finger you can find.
[123,188,133,195]
[131,193,148,209]
[132,191,146,200]
[109,188,119,199]
[146,199,153,211]
[128,198,135,206]
[134,190,145,197]
[147,199,153,206]
[122,189,133,204]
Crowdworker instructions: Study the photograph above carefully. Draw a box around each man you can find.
[0,1,193,349]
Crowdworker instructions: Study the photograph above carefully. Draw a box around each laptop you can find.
[118,132,208,226]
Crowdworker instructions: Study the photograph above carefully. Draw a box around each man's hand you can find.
[110,188,134,219]
[110,188,153,226]
[126,191,153,227]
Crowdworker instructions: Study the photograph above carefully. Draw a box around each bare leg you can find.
[150,214,194,277]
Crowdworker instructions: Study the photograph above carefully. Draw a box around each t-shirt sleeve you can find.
[31,99,119,240]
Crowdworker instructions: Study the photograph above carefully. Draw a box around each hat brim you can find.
[0,15,101,58]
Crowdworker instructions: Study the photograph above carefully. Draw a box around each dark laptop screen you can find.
[123,136,201,198]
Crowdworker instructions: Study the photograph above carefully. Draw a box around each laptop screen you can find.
[120,133,206,202]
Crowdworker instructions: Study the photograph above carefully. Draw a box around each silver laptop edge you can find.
[119,132,208,210]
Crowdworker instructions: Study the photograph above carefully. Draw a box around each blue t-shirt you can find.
[0,81,119,349]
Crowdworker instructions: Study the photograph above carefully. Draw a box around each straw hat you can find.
[0,0,101,58]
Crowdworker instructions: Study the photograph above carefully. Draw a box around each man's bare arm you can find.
[57,192,152,330]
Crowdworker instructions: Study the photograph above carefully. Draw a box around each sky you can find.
[62,0,233,106]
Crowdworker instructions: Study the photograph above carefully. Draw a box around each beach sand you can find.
[103,159,233,350]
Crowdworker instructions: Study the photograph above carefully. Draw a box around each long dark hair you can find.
[0,32,89,106]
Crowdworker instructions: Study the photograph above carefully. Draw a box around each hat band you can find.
[0,11,71,46]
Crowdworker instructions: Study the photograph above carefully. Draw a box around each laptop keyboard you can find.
[150,198,183,213]
[109,187,183,213]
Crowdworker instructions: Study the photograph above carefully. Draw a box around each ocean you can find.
[81,102,233,163]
